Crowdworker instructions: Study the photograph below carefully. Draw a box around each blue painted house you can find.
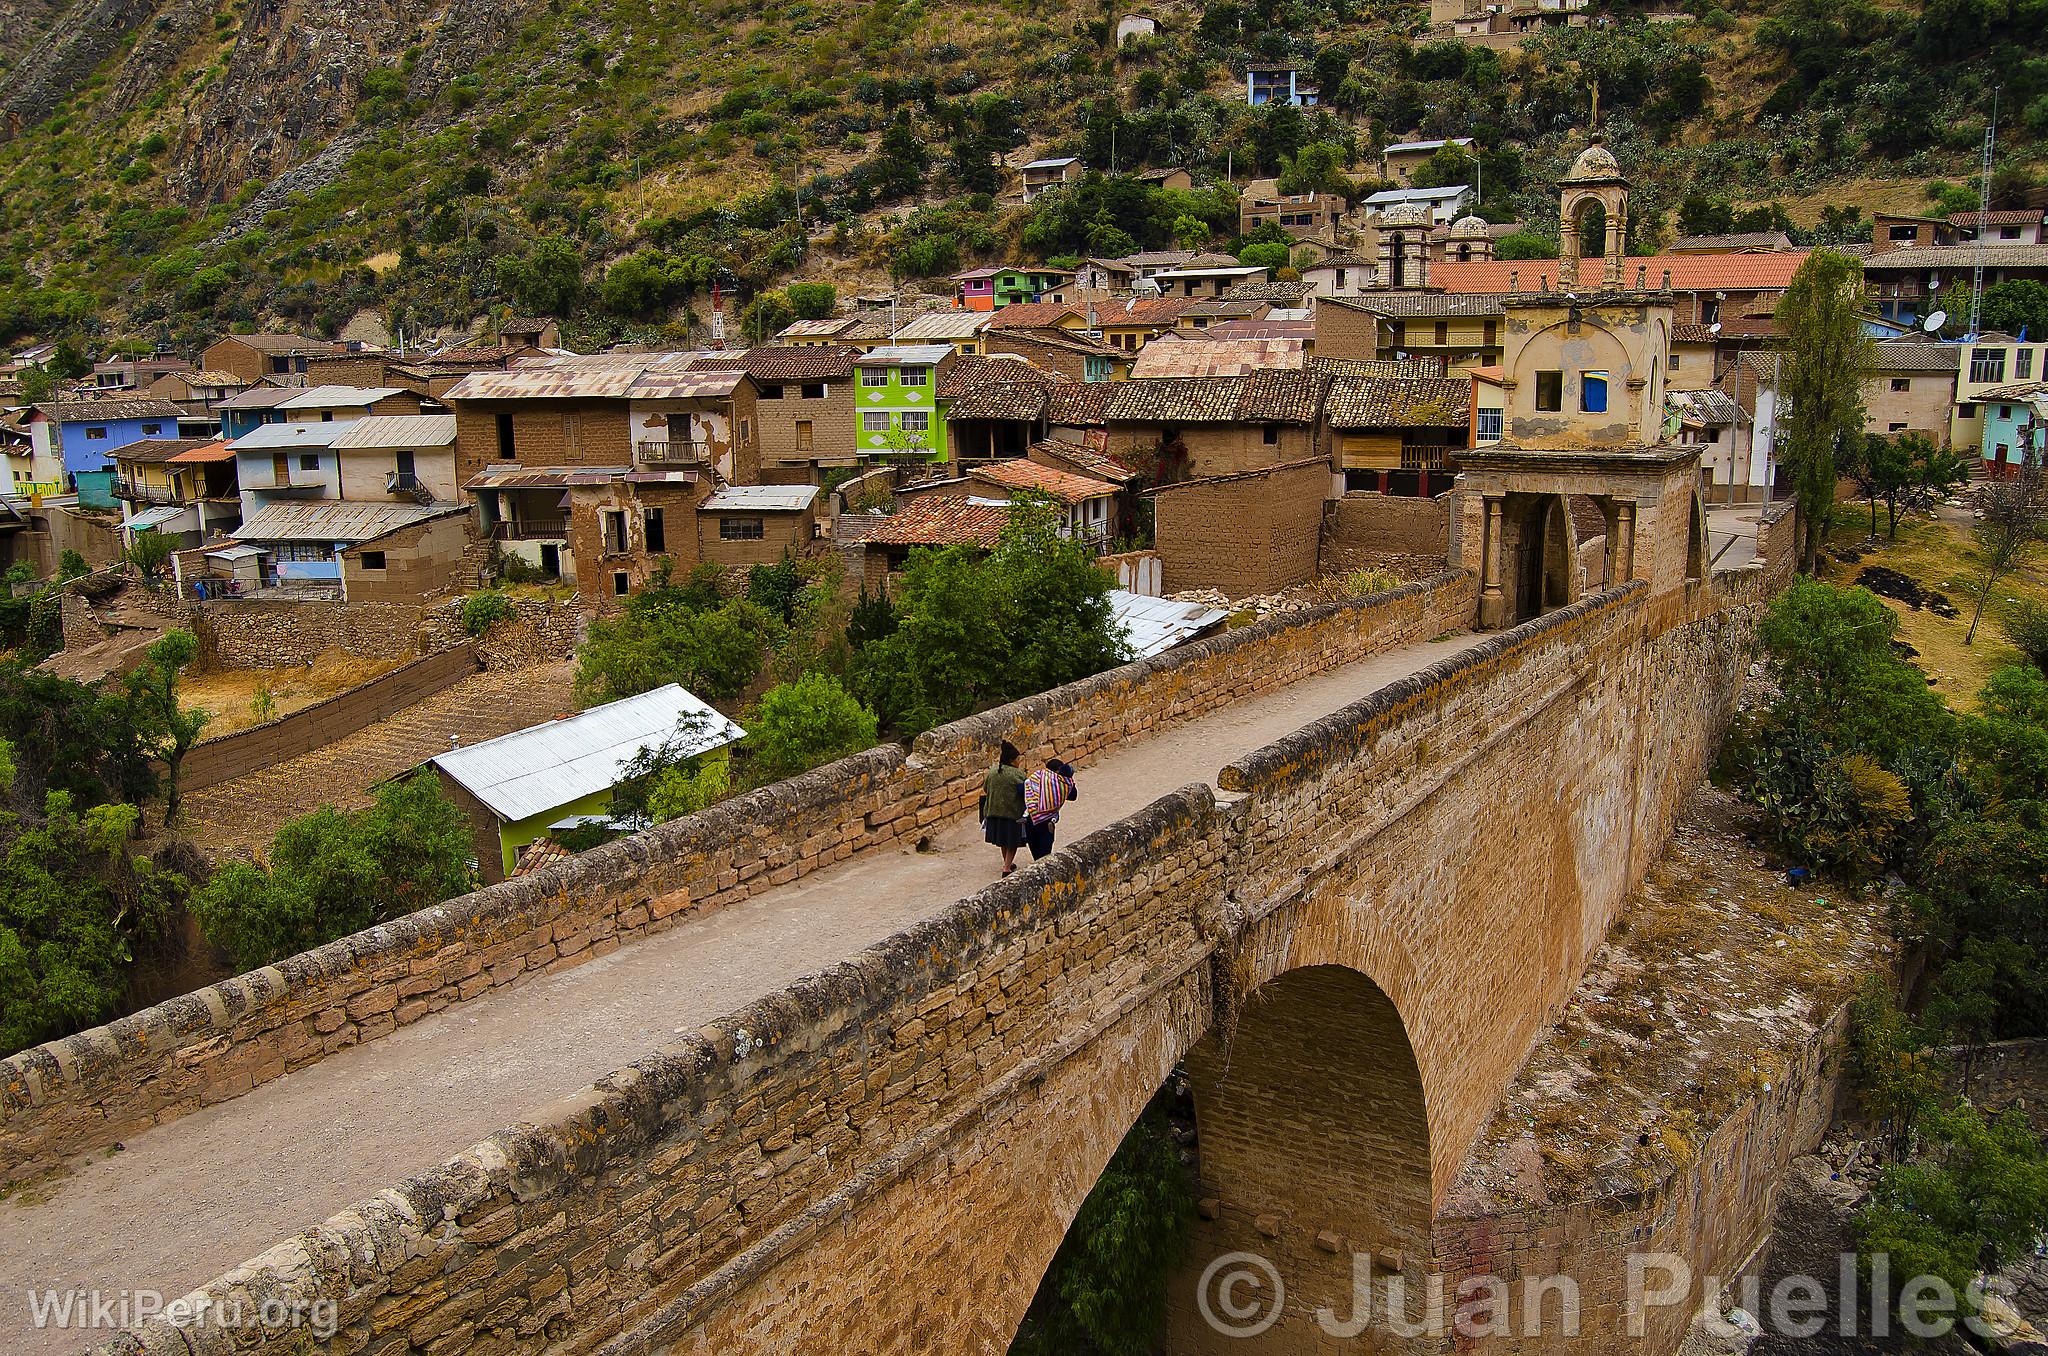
[1979,382,2048,476]
[1247,65,1317,107]
[28,397,187,481]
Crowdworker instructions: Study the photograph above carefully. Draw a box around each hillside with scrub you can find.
[0,0,2044,350]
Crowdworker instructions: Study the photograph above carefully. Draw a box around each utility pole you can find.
[1969,88,1999,340]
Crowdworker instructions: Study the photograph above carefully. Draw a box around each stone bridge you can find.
[0,551,1790,1356]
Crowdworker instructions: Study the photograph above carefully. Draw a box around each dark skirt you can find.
[983,816,1025,850]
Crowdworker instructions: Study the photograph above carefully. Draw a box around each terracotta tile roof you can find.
[1130,335,1307,378]
[937,354,1067,403]
[1047,382,1120,425]
[107,436,218,464]
[1101,369,1327,425]
[692,345,856,381]
[1223,281,1316,302]
[1324,292,1509,318]
[1951,210,2045,228]
[179,369,252,386]
[1204,319,1316,341]
[1863,244,2048,272]
[865,496,1012,548]
[984,303,1084,329]
[212,332,342,355]
[1669,231,1795,253]
[971,458,1119,504]
[512,837,574,876]
[1183,299,1266,320]
[1670,323,1718,344]
[36,397,186,422]
[1868,343,1960,372]
[1324,376,1471,430]
[948,381,1056,421]
[1097,297,1202,326]
[1432,253,1812,294]
[1031,438,1139,484]
[985,328,1122,359]
[1977,381,2048,401]
[1308,355,1448,379]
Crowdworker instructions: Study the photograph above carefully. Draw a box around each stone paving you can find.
[182,661,580,860]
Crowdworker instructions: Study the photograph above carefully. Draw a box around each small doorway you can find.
[539,543,560,577]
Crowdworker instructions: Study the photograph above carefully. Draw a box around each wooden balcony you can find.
[492,518,569,541]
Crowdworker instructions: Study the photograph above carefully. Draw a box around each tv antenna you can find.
[1969,88,1999,339]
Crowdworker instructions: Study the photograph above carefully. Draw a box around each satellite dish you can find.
[1924,310,1948,333]
[1708,321,1723,335]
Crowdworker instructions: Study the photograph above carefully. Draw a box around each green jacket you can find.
[980,763,1026,821]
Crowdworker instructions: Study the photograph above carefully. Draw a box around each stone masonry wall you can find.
[2,571,1477,1186]
[85,563,1769,1356]
[196,598,430,667]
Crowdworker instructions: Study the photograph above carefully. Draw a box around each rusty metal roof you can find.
[444,354,743,401]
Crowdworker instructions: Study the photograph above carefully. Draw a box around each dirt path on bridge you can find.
[0,633,1483,1355]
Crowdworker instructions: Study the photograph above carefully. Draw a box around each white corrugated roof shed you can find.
[700,485,819,511]
[277,385,402,410]
[428,684,745,824]
[228,421,350,450]
[330,414,457,449]
[1109,590,1230,659]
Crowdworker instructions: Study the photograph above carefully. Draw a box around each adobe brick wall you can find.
[1153,458,1330,595]
[5,571,1476,1188]
[180,644,482,794]
[1320,490,1452,577]
[82,572,1770,1356]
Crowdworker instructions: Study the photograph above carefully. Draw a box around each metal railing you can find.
[492,519,569,541]
[634,439,710,466]
[114,482,182,505]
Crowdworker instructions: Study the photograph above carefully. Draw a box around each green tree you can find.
[125,529,174,580]
[1236,241,1291,272]
[1775,249,1874,572]
[1171,214,1209,251]
[575,586,779,704]
[1981,280,2048,339]
[1012,1103,1194,1356]
[855,496,1126,734]
[1963,444,2048,644]
[122,629,207,822]
[190,776,472,971]
[785,281,837,320]
[741,290,796,344]
[744,671,879,786]
[497,235,583,316]
[1495,231,1558,260]
[0,755,184,1057]
[645,749,732,821]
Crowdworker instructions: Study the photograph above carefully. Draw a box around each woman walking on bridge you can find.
[980,741,1028,876]
[1023,758,1077,862]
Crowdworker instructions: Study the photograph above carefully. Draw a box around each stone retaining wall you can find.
[196,598,429,667]
[1,571,1477,1186]
[179,645,483,794]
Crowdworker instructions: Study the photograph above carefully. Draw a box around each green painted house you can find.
[993,266,1074,307]
[855,344,955,461]
[424,683,744,882]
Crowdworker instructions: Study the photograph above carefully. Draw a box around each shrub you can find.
[2004,599,2048,675]
[461,590,514,635]
[646,748,733,820]
[744,672,879,786]
[785,281,837,319]
[125,529,174,579]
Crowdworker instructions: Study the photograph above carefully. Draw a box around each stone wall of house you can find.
[180,645,483,794]
[1153,457,1331,596]
[6,570,1478,1188]
[1319,490,1452,578]
[81,567,1774,1356]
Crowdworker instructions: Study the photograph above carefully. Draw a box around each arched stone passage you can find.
[1503,491,1576,622]
[1166,965,1432,1353]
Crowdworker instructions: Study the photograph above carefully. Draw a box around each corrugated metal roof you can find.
[429,684,744,823]
[228,421,350,450]
[277,385,401,410]
[215,385,303,410]
[330,414,458,449]
[233,500,464,544]
[889,313,992,342]
[125,504,192,529]
[857,344,957,365]
[700,485,819,511]
[1109,589,1229,657]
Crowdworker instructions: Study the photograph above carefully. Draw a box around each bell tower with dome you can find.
[1557,137,1629,288]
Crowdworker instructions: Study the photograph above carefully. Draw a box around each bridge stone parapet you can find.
[89,567,1773,1356]
[1,572,1477,1187]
